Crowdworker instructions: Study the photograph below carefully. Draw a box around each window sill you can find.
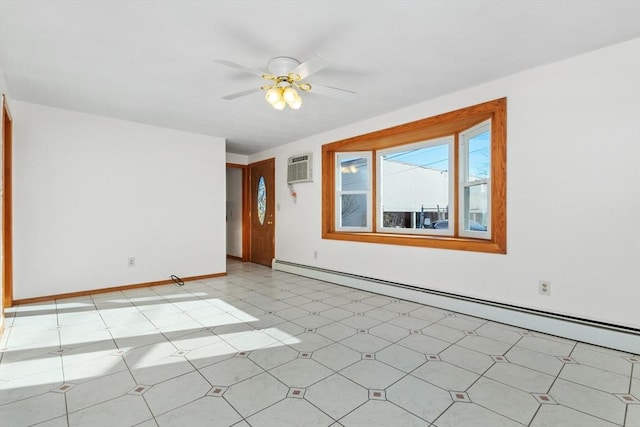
[322,231,506,254]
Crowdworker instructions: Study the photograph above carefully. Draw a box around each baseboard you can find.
[226,255,243,261]
[273,260,639,354]
[12,272,226,305]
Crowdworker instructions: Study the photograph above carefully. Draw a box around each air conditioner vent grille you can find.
[287,153,312,184]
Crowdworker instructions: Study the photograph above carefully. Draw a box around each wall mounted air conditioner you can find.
[287,153,312,184]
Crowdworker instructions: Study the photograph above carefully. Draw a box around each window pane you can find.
[467,130,490,180]
[340,156,369,191]
[463,183,488,232]
[383,211,413,228]
[257,176,266,225]
[341,194,368,227]
[380,141,450,230]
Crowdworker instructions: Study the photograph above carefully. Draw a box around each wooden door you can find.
[249,158,275,266]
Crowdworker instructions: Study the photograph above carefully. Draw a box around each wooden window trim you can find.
[322,98,507,254]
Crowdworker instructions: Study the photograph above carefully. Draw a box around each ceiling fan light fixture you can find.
[283,87,302,110]
[282,86,298,103]
[264,85,303,110]
[287,93,302,110]
[265,87,283,105]
[272,98,287,110]
[269,87,286,110]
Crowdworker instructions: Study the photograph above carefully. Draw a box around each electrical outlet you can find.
[128,257,136,267]
[539,280,551,296]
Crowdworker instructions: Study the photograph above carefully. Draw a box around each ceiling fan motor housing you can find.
[267,57,301,78]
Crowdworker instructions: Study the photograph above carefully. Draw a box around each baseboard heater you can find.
[272,259,639,354]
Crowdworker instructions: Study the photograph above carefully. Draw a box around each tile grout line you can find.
[426,320,533,426]
[3,262,637,427]
[197,274,486,425]
[544,340,631,426]
[623,362,638,426]
[54,298,73,427]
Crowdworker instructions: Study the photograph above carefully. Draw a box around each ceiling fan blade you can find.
[222,87,262,101]
[291,55,329,80]
[214,59,267,77]
[310,84,357,101]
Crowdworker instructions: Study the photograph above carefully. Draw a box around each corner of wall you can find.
[0,66,10,98]
[226,152,249,165]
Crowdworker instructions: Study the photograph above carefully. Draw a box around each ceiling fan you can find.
[214,55,356,110]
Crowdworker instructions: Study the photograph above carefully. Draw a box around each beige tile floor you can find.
[1,260,638,426]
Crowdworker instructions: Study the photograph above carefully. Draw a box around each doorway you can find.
[249,158,275,266]
[226,163,248,261]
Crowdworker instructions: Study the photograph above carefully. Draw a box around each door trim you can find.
[2,94,14,312]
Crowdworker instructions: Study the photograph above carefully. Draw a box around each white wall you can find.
[0,67,8,97]
[226,167,243,257]
[226,152,248,165]
[250,38,640,329]
[13,102,227,299]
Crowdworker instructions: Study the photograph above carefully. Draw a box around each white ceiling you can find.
[1,1,639,155]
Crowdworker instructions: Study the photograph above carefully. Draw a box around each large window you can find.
[321,98,506,253]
